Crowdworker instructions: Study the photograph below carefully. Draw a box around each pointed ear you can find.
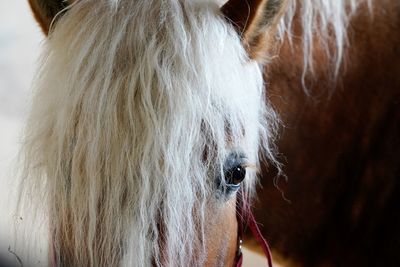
[28,0,73,35]
[221,0,288,61]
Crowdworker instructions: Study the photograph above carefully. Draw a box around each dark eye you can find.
[216,152,248,194]
[225,164,246,186]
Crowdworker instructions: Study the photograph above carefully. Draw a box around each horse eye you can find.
[225,164,246,186]
[217,152,248,194]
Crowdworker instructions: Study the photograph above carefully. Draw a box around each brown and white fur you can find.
[19,0,400,266]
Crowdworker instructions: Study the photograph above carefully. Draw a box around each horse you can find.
[242,0,400,266]
[18,0,287,266]
[18,0,400,266]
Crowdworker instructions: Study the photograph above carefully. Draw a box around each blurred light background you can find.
[0,0,44,265]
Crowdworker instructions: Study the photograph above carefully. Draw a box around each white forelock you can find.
[18,0,278,266]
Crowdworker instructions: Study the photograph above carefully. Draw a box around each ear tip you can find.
[28,4,50,35]
[221,0,287,63]
[28,0,70,35]
[223,0,257,32]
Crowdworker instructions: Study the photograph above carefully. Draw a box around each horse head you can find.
[22,0,287,266]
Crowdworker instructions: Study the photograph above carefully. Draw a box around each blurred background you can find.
[0,0,44,265]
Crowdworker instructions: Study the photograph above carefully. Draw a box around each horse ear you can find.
[28,0,73,35]
[221,0,288,61]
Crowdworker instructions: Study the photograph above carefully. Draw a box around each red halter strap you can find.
[234,192,273,267]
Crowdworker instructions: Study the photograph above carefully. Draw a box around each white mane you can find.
[19,0,277,266]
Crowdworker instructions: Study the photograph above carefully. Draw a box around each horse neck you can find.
[251,0,400,266]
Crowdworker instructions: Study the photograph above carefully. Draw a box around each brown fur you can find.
[204,197,239,267]
[248,1,400,266]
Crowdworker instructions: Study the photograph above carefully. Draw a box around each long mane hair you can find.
[277,0,372,80]
[18,0,278,266]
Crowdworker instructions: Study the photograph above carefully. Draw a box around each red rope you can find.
[246,209,274,267]
[235,191,273,267]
